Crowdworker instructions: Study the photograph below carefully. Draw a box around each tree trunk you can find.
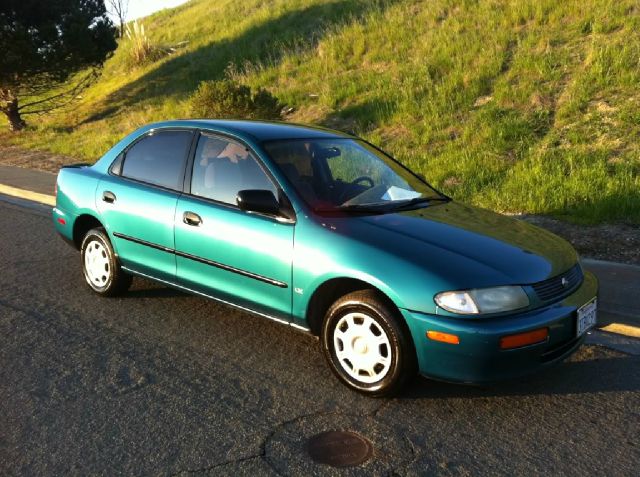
[3,97,26,131]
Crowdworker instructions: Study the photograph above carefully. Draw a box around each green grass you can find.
[2,0,639,224]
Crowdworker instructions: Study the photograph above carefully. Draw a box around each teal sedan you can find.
[53,120,598,396]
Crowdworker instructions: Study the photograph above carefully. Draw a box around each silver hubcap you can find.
[333,312,392,384]
[84,240,110,287]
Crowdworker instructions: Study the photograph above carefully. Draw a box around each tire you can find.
[321,289,417,397]
[80,227,132,296]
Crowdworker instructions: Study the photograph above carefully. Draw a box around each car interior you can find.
[266,141,373,208]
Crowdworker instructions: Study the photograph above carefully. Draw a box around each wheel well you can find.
[73,214,104,249]
[306,278,399,336]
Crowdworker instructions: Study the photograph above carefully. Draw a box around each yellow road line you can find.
[601,323,640,339]
[0,184,55,207]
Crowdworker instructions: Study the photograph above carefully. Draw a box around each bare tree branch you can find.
[105,0,129,37]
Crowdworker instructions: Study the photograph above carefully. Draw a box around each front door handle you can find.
[183,211,202,226]
[102,191,116,203]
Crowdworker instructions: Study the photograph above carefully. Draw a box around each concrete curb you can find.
[586,329,640,355]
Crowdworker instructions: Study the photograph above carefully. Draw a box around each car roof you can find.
[146,119,355,142]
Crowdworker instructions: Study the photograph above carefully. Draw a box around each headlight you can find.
[434,286,529,314]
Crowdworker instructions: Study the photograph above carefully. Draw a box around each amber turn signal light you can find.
[427,330,460,344]
[500,328,548,350]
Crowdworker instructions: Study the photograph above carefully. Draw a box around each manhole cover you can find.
[307,430,374,468]
[265,413,414,474]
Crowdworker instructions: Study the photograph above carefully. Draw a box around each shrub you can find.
[189,80,282,120]
[123,21,163,69]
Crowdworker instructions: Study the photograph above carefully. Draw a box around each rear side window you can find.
[121,130,193,190]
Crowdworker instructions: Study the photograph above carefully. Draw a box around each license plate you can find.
[577,298,597,336]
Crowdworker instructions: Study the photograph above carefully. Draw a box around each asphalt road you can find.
[1,198,639,476]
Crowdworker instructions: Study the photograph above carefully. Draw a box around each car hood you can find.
[350,201,577,287]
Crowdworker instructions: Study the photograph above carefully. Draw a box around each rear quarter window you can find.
[121,130,193,190]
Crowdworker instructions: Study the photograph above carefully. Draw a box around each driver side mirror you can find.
[236,189,280,216]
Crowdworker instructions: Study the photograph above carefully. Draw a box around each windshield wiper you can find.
[315,196,450,214]
[389,196,450,211]
[315,202,394,214]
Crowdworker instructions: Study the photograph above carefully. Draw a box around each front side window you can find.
[191,134,277,205]
[263,138,444,212]
[121,130,193,190]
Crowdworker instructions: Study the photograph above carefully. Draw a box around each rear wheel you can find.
[321,290,417,397]
[81,228,132,296]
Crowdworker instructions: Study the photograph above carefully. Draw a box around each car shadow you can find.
[123,278,187,299]
[401,350,640,399]
[124,287,187,299]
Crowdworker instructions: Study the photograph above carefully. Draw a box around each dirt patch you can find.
[0,145,80,173]
[520,215,640,266]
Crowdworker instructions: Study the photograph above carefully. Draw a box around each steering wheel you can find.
[337,176,375,203]
[351,176,375,189]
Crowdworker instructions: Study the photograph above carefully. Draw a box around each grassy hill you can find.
[2,0,639,223]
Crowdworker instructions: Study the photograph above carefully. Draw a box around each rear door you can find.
[97,129,194,281]
[174,132,294,320]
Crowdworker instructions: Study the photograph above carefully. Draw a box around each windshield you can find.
[262,138,445,213]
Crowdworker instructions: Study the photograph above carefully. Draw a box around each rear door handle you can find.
[183,211,202,226]
[102,191,116,203]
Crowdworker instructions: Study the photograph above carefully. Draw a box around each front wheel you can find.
[81,227,132,296]
[321,290,417,397]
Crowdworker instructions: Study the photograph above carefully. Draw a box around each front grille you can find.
[531,263,583,302]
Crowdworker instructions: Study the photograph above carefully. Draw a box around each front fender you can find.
[291,216,448,327]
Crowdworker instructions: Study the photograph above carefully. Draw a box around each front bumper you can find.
[402,271,598,383]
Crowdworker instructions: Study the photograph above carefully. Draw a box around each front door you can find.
[174,133,294,320]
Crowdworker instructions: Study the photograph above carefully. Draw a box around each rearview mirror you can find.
[236,189,280,216]
[316,146,341,160]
